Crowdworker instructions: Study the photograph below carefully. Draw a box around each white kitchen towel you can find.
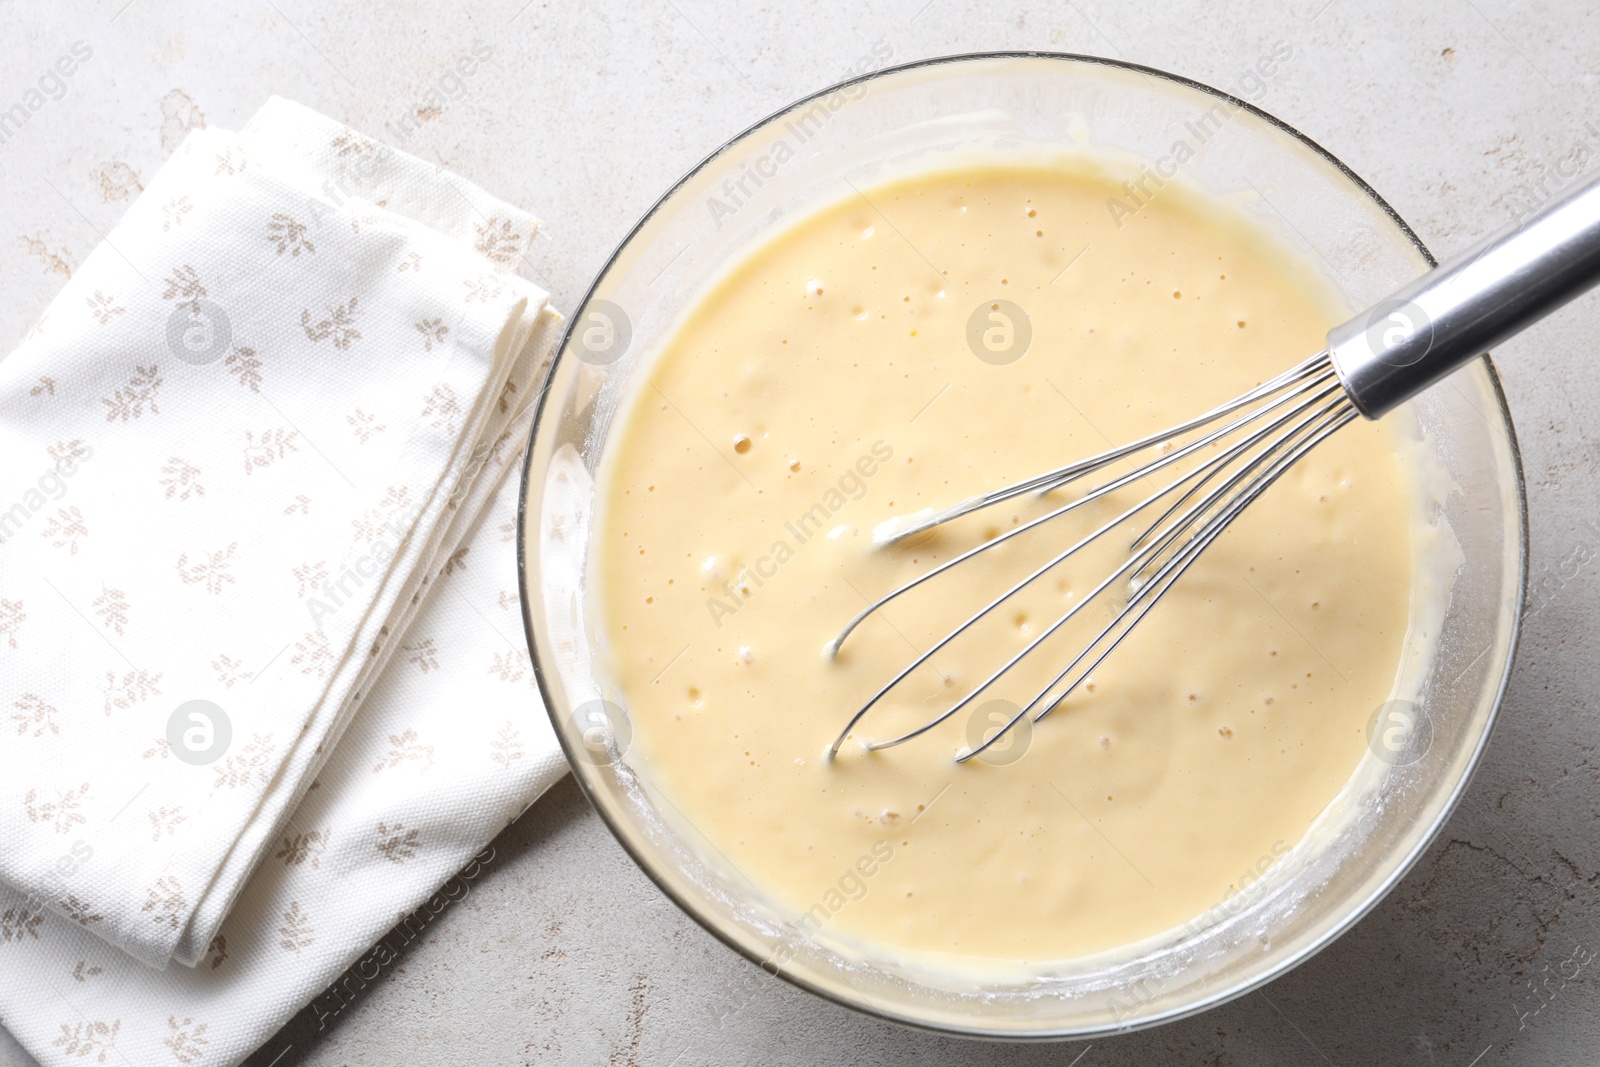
[0,454,570,1067]
[0,97,553,971]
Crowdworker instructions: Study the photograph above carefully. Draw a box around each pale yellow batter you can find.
[592,162,1414,967]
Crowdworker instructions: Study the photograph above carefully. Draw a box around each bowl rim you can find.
[515,49,1530,1040]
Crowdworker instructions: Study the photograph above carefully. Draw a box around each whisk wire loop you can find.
[826,352,1358,763]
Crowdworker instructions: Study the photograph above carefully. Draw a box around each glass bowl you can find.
[516,53,1526,1038]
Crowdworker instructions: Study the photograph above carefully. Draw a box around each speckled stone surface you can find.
[2,1,1597,1063]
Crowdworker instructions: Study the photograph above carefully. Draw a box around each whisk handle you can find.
[1328,170,1600,419]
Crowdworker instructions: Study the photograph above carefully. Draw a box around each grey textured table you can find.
[3,1,1597,1063]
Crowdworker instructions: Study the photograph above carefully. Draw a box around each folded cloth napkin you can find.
[0,450,570,1067]
[0,97,559,973]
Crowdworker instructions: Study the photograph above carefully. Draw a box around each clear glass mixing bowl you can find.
[516,53,1527,1038]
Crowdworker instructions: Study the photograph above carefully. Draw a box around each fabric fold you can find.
[0,97,555,972]
[0,437,569,1067]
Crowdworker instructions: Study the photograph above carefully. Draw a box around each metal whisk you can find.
[828,171,1600,764]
